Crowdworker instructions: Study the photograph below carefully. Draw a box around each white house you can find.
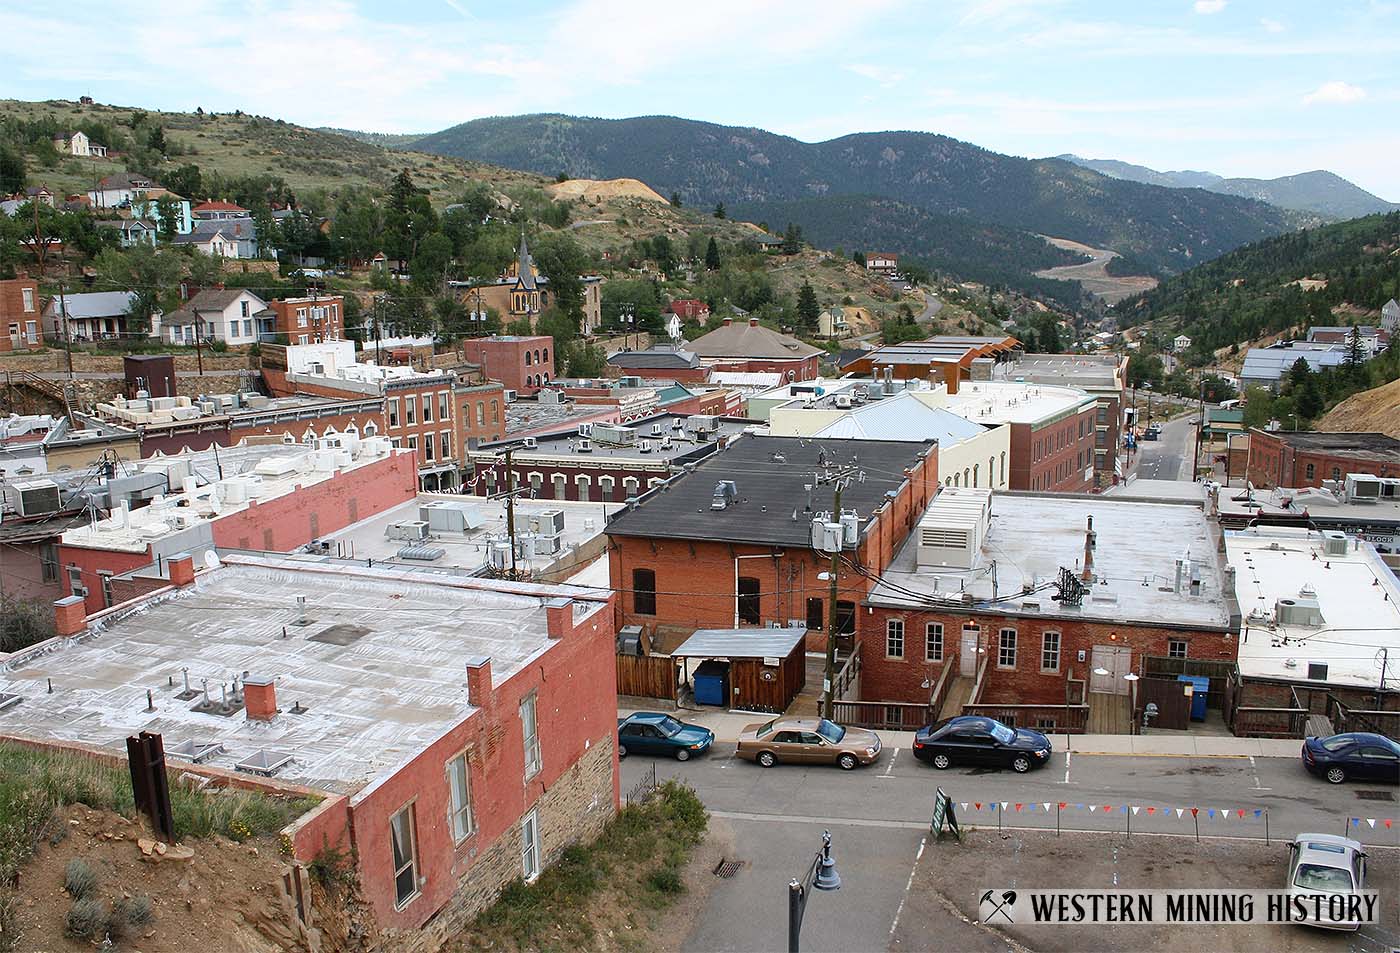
[87,172,156,210]
[817,307,849,338]
[43,291,156,342]
[171,226,241,259]
[52,131,107,158]
[1382,299,1400,335]
[1173,334,1192,352]
[161,289,270,346]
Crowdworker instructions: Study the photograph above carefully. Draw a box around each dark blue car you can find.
[1301,732,1400,784]
[618,712,715,761]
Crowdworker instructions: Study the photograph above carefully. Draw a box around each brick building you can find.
[0,551,619,948]
[604,435,939,645]
[459,335,554,393]
[687,317,824,382]
[605,347,709,383]
[269,295,344,345]
[56,438,417,613]
[1246,429,1400,489]
[465,413,751,504]
[0,275,43,352]
[668,298,710,321]
[997,353,1128,490]
[860,490,1237,733]
[941,380,1098,493]
[456,234,603,334]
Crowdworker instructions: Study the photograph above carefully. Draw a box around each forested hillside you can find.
[1116,212,1400,363]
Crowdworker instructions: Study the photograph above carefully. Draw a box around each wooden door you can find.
[1090,646,1132,695]
[959,626,979,677]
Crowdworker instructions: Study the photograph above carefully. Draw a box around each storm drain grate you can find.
[713,859,745,879]
[1355,790,1395,802]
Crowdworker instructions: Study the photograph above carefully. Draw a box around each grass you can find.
[0,741,320,888]
[465,781,708,953]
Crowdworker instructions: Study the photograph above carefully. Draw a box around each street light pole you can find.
[787,830,841,953]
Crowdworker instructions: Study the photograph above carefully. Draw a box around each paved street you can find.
[1129,413,1196,482]
[626,744,1400,952]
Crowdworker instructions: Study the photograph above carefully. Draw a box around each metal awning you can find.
[671,627,807,660]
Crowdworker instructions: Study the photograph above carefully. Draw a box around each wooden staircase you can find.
[1087,692,1132,734]
[939,676,975,720]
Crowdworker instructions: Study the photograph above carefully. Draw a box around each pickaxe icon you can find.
[980,889,1017,923]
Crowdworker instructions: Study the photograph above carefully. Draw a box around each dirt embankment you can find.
[1034,235,1158,305]
[548,178,667,204]
[1317,377,1400,437]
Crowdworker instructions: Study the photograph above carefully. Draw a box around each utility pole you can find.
[815,464,860,720]
[58,281,73,381]
[492,443,525,578]
[1191,375,1205,481]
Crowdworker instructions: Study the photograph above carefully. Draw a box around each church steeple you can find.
[514,230,537,290]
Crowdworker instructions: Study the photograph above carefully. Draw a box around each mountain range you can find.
[405,114,1309,285]
[1057,155,1398,220]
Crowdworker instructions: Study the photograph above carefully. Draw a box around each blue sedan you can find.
[1302,732,1400,784]
[618,712,715,761]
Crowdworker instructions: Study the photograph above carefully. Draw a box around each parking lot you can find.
[622,741,1400,951]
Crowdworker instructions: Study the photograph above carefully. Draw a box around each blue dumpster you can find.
[693,660,730,707]
[1177,675,1210,721]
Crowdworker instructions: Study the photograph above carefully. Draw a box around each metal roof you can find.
[672,627,807,659]
[813,393,989,443]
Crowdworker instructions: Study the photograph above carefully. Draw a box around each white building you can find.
[1173,334,1192,352]
[171,226,241,258]
[161,289,272,346]
[52,131,107,158]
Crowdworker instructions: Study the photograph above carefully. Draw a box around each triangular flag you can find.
[1253,810,1262,818]
[1000,801,1008,811]
[1367,818,1376,829]
[1120,806,1128,814]
[1044,803,1053,812]
[1178,808,1187,818]
[1131,806,1140,816]
[1207,809,1215,818]
[1015,803,1023,812]
[1237,809,1245,819]
[1103,805,1112,813]
[1351,817,1360,827]
[975,802,982,811]
[1075,803,1084,810]
[1218,808,1228,821]
[1146,807,1155,815]
[1088,805,1097,813]
[960,802,969,811]
[1060,802,1068,810]
[1385,820,1393,829]
[1026,803,1036,812]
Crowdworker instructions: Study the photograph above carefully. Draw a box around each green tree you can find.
[648,234,677,276]
[147,125,167,154]
[412,232,455,291]
[0,146,26,194]
[852,250,865,267]
[669,191,682,208]
[713,202,726,220]
[796,281,821,330]
[0,599,54,653]
[1034,314,1062,353]
[1126,352,1164,388]
[704,237,721,271]
[164,164,203,202]
[533,232,591,326]
[154,196,181,243]
[563,340,606,377]
[782,222,803,255]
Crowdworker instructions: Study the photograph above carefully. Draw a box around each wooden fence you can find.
[615,654,678,700]
[962,703,1089,733]
[830,700,931,732]
[1143,656,1234,711]
[1137,676,1193,731]
[1328,695,1400,739]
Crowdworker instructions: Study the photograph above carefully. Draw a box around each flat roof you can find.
[869,492,1233,629]
[940,380,1095,425]
[476,415,752,464]
[672,627,807,659]
[0,553,607,793]
[605,435,935,548]
[1217,485,1400,534]
[505,399,614,435]
[998,353,1125,391]
[1256,431,1400,460]
[319,494,617,575]
[1225,527,1400,688]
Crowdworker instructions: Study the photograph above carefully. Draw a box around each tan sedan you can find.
[736,717,883,770]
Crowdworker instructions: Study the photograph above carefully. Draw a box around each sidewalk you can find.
[619,707,1303,758]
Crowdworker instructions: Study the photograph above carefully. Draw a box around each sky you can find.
[3,0,1398,198]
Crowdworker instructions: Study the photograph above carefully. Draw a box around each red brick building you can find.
[56,440,417,613]
[605,435,938,645]
[460,335,554,393]
[941,381,1098,493]
[668,298,710,321]
[0,276,43,352]
[1246,429,1400,489]
[270,295,344,344]
[859,491,1237,732]
[1,552,619,948]
[687,317,823,382]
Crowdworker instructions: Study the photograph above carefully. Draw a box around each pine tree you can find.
[796,281,820,329]
[704,237,721,270]
[669,191,682,208]
[713,202,726,219]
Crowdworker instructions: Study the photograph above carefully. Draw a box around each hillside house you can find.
[51,131,107,158]
[1173,334,1192,352]
[668,298,710,321]
[129,191,194,236]
[171,225,242,258]
[88,172,156,209]
[43,291,155,342]
[687,316,823,381]
[1382,299,1399,335]
[192,200,251,221]
[866,252,898,275]
[0,276,43,352]
[161,289,273,346]
[95,218,157,248]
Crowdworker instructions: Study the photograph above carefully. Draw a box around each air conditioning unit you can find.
[1276,587,1324,626]
[834,394,852,409]
[531,509,565,536]
[576,438,592,452]
[10,479,61,516]
[523,436,537,449]
[1321,531,1349,556]
[593,424,636,445]
[503,389,518,403]
[577,422,594,437]
[1344,473,1382,503]
[686,414,719,434]
[386,520,430,541]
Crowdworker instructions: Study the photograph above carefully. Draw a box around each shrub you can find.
[65,898,107,940]
[646,866,683,894]
[64,858,98,899]
[108,894,153,938]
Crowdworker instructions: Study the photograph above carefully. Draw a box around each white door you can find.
[1090,646,1132,695]
[959,626,979,677]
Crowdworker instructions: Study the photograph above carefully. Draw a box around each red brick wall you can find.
[350,598,618,931]
[859,604,1235,704]
[271,296,344,343]
[460,337,553,393]
[1246,429,1400,488]
[707,356,820,381]
[55,545,152,615]
[385,378,459,470]
[0,277,42,352]
[1008,406,1097,492]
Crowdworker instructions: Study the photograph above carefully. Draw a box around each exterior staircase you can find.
[1087,692,1133,734]
[939,676,975,720]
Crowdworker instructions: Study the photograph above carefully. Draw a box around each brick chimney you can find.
[545,597,574,640]
[168,552,196,587]
[722,317,733,327]
[244,676,278,721]
[465,656,493,708]
[1081,515,1096,582]
[749,317,759,328]
[940,363,961,395]
[54,595,88,637]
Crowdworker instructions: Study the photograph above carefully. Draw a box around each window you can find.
[1168,638,1188,660]
[440,430,451,460]
[243,319,252,338]
[525,351,533,366]
[1041,631,1061,672]
[806,597,823,632]
[576,475,591,502]
[599,476,615,501]
[296,308,307,328]
[99,571,114,608]
[521,693,541,780]
[298,334,309,345]
[633,568,657,615]
[477,401,486,426]
[228,321,237,339]
[241,300,249,318]
[1305,463,1315,481]
[1000,452,1006,485]
[1331,466,1341,481]
[40,542,59,583]
[422,396,433,423]
[886,619,905,659]
[834,601,856,637]
[491,400,500,424]
[388,399,400,428]
[406,435,417,451]
[521,809,542,882]
[528,473,543,497]
[973,463,979,487]
[439,391,450,420]
[390,805,419,908]
[405,397,416,425]
[447,754,474,842]
[998,628,1017,668]
[737,577,761,625]
[622,477,640,498]
[552,474,566,499]
[925,623,943,662]
[22,288,35,312]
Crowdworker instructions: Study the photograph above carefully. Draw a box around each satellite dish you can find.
[203,551,222,570]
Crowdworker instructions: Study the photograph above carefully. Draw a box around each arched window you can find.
[953,473,961,487]
[534,349,542,365]
[944,477,952,486]
[973,464,979,487]
[542,347,549,363]
[524,351,533,366]
[963,467,970,486]
[1000,452,1006,485]
[989,457,995,486]
[491,400,499,423]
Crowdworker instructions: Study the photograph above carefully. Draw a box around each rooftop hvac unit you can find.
[834,394,852,409]
[523,436,538,449]
[594,424,637,445]
[686,414,719,433]
[651,421,664,436]
[577,422,594,437]
[538,389,561,404]
[530,509,565,536]
[9,479,61,517]
[1320,531,1349,557]
[1379,478,1400,499]
[620,376,642,388]
[711,480,739,511]
[617,625,644,656]
[385,520,430,542]
[397,544,446,561]
[1344,473,1382,503]
[639,439,653,453]
[418,500,483,533]
[504,389,518,403]
[1276,586,1324,626]
[576,438,592,452]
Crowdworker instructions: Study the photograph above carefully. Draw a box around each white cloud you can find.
[1302,81,1368,106]
[1193,0,1226,14]
[1260,17,1284,32]
[845,63,906,87]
